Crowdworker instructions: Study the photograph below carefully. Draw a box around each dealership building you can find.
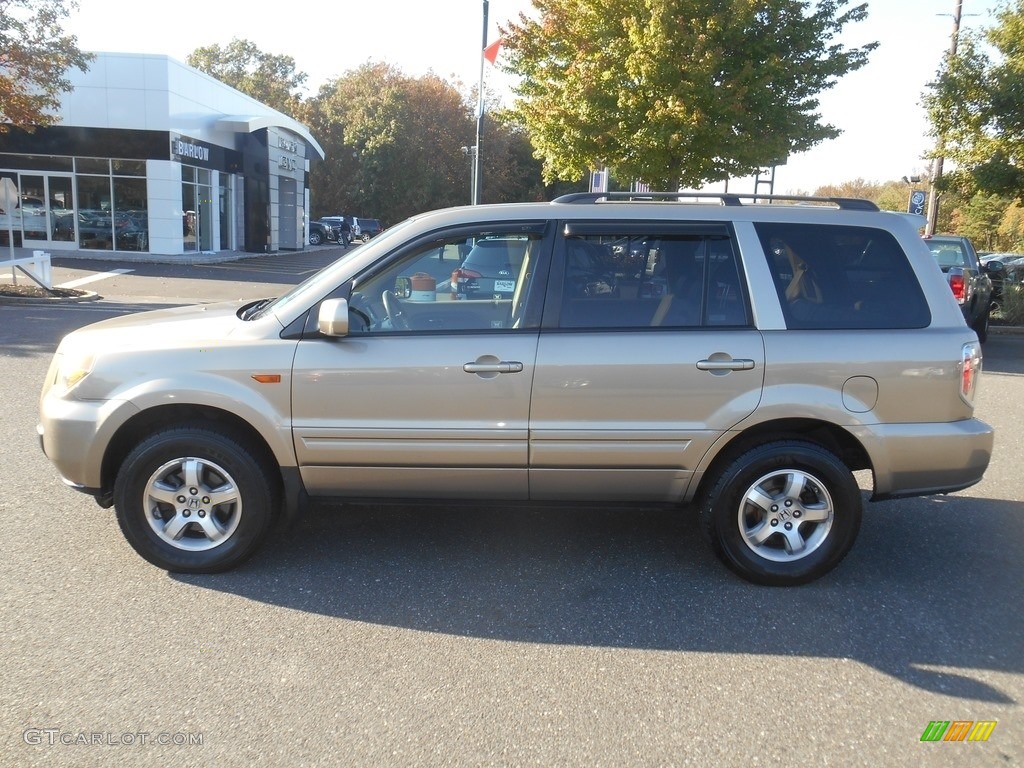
[0,52,324,258]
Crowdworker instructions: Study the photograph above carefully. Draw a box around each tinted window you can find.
[754,223,930,330]
[556,230,749,329]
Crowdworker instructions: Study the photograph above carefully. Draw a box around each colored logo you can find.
[920,720,997,742]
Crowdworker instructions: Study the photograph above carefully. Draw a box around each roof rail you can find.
[551,191,879,212]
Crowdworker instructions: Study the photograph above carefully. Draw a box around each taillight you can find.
[949,272,966,303]
[960,341,981,404]
[451,267,482,288]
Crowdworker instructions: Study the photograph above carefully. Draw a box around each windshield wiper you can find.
[241,298,272,320]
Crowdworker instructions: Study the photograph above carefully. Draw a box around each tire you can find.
[309,230,323,246]
[973,306,990,344]
[699,440,862,586]
[113,425,278,573]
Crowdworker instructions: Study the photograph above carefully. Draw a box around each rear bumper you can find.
[854,418,994,500]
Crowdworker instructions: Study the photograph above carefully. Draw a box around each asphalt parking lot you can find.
[1,253,1021,767]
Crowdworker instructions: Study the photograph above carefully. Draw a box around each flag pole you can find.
[473,0,489,205]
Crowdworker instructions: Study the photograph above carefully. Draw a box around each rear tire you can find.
[309,230,323,246]
[113,425,278,573]
[699,440,862,586]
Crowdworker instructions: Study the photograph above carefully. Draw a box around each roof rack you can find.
[551,191,879,212]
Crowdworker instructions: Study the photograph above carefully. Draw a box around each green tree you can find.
[951,193,1011,251]
[500,0,876,188]
[924,1,1024,198]
[0,0,93,132]
[187,39,307,118]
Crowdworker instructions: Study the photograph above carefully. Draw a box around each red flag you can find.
[483,39,502,64]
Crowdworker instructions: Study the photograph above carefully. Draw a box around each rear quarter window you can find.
[754,223,931,330]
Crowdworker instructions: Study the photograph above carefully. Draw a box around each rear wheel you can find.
[113,425,278,573]
[699,440,862,586]
[309,230,324,246]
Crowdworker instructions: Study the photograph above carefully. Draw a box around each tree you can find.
[500,0,876,188]
[951,193,1011,251]
[187,39,307,118]
[305,64,550,224]
[0,0,93,132]
[924,1,1024,199]
[998,201,1024,250]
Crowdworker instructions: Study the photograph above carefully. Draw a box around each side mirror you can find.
[984,261,1004,274]
[318,298,349,337]
[394,276,411,299]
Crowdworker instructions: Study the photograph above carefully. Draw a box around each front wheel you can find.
[699,440,862,586]
[113,425,278,573]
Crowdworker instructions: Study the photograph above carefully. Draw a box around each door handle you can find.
[463,361,524,374]
[696,358,755,371]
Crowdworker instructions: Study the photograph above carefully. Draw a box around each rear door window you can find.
[548,223,750,329]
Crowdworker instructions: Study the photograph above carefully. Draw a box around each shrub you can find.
[997,284,1024,325]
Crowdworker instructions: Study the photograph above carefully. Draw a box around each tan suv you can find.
[38,193,994,585]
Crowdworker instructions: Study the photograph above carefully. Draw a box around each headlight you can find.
[54,350,96,397]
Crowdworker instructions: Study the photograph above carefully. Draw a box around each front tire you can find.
[113,425,278,573]
[699,440,862,586]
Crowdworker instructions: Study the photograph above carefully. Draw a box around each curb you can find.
[0,290,100,305]
[991,324,1024,336]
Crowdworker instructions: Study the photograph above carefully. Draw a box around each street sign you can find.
[908,189,927,216]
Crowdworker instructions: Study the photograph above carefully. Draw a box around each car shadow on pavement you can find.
[173,492,1023,704]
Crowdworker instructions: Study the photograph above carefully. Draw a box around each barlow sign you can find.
[170,135,215,168]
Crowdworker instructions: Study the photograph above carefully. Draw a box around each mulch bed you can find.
[0,283,89,299]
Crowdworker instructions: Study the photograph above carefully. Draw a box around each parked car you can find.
[319,216,352,245]
[974,252,1024,307]
[38,192,993,586]
[308,220,337,246]
[923,234,996,342]
[450,237,530,299]
[352,217,383,240]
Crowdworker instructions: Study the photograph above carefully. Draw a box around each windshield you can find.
[260,217,418,319]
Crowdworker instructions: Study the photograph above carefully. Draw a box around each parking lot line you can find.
[57,268,134,289]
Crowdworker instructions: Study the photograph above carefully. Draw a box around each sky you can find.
[65,0,1005,194]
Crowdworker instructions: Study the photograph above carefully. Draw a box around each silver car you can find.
[38,193,993,585]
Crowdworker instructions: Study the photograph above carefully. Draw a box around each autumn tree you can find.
[924,1,1024,201]
[306,64,548,224]
[0,0,93,132]
[500,0,877,188]
[187,39,307,118]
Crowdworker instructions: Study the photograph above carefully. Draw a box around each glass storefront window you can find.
[0,154,73,171]
[113,177,148,251]
[112,159,146,176]
[77,175,114,250]
[75,158,110,174]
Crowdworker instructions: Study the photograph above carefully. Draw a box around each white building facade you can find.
[0,52,324,257]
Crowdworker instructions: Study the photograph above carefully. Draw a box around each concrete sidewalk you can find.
[1,243,343,267]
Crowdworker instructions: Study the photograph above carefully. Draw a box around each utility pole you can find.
[926,0,963,236]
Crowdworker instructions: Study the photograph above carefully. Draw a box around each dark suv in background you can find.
[353,217,383,240]
[924,234,996,342]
